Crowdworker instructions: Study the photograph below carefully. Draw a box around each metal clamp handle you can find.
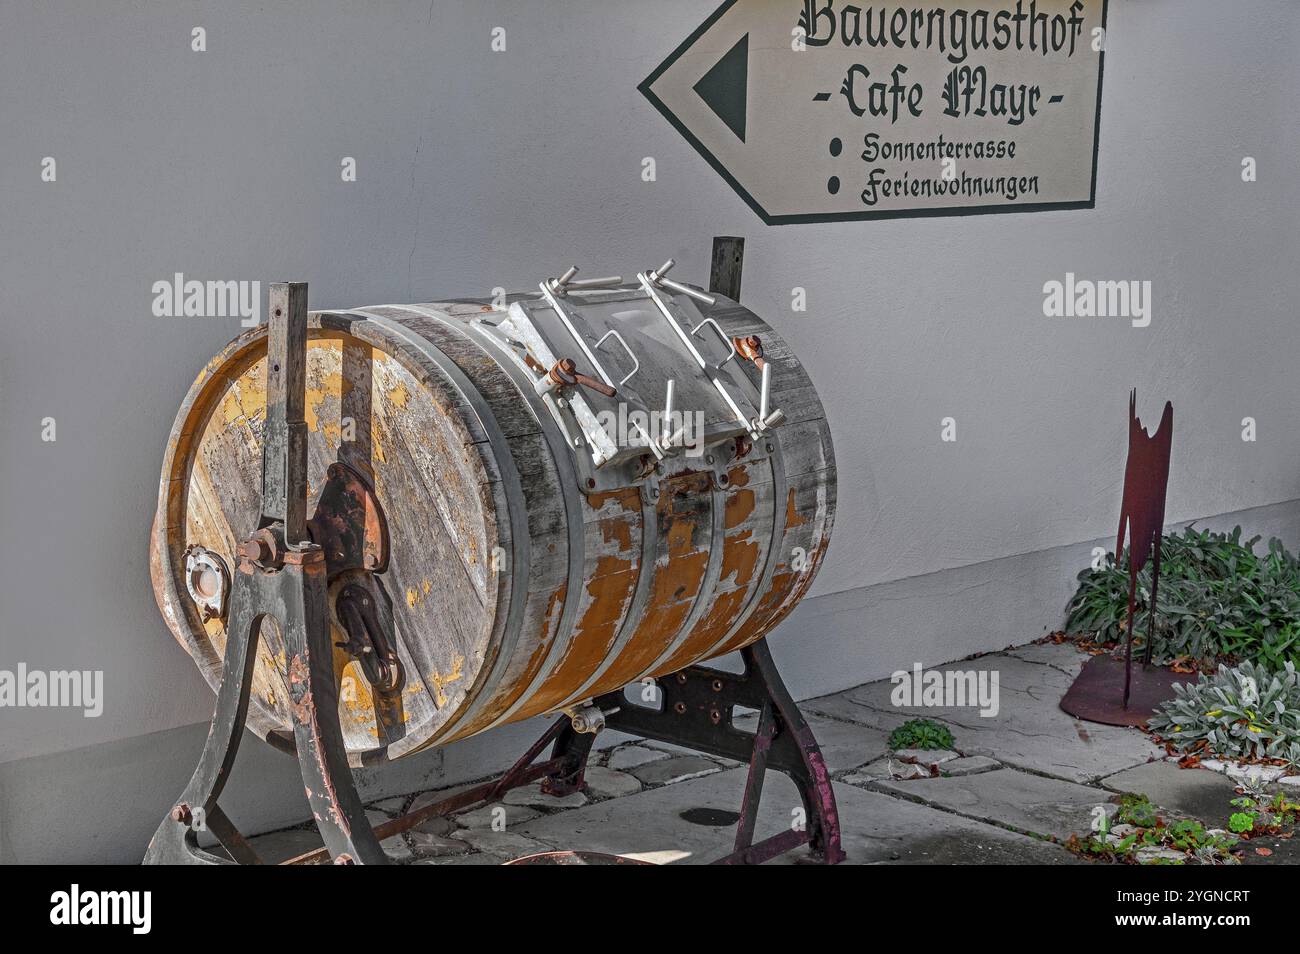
[647,258,717,307]
[689,317,737,370]
[594,329,640,386]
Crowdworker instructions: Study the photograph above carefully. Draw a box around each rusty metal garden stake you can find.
[1116,391,1173,707]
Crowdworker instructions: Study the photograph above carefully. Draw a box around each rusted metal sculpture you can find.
[1116,390,1173,705]
[1061,391,1179,727]
[145,238,844,865]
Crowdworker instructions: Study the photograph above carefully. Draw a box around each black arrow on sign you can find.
[692,33,748,142]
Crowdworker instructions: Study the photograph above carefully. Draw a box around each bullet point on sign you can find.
[827,176,840,195]
[829,138,842,156]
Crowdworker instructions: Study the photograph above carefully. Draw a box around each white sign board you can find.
[641,0,1107,224]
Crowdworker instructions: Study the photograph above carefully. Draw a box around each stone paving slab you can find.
[503,780,588,809]
[606,745,669,771]
[626,755,720,786]
[454,803,540,830]
[803,652,1163,783]
[871,766,1115,841]
[1003,640,1092,675]
[514,767,1077,865]
[1100,760,1241,825]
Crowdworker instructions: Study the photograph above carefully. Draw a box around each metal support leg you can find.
[535,637,844,865]
[146,282,389,865]
[540,721,597,797]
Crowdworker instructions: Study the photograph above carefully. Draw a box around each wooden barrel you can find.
[150,282,835,765]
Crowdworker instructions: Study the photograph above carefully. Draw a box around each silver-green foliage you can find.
[1149,661,1300,763]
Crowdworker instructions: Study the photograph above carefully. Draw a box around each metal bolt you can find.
[709,709,722,725]
[171,803,193,826]
[333,853,355,865]
[676,673,688,684]
[706,455,715,465]
[240,539,269,562]
[673,702,687,715]
[711,679,724,692]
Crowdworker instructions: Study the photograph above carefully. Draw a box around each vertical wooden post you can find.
[262,282,309,543]
[708,236,745,302]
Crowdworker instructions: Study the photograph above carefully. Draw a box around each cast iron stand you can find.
[146,240,843,865]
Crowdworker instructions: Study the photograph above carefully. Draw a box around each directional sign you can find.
[640,0,1108,224]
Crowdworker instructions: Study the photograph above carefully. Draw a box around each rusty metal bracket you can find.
[308,460,389,576]
[538,638,844,864]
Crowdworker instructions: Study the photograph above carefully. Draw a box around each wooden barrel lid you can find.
[150,316,504,764]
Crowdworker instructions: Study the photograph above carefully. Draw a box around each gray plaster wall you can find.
[1,1,1297,862]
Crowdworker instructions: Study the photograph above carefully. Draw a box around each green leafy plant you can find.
[1228,812,1255,834]
[888,718,954,751]
[1064,526,1300,671]
[1148,660,1300,762]
[1066,793,1238,865]
[1117,793,1159,828]
[1226,778,1299,836]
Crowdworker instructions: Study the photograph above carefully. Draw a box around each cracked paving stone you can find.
[454,803,540,830]
[515,767,1077,864]
[841,757,901,783]
[410,813,458,837]
[502,780,588,810]
[805,653,1162,783]
[627,755,721,786]
[582,765,642,799]
[873,766,1117,841]
[1101,760,1240,825]
[408,829,472,858]
[939,756,1001,777]
[451,828,553,860]
[894,748,959,766]
[1002,640,1091,675]
[607,745,670,771]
